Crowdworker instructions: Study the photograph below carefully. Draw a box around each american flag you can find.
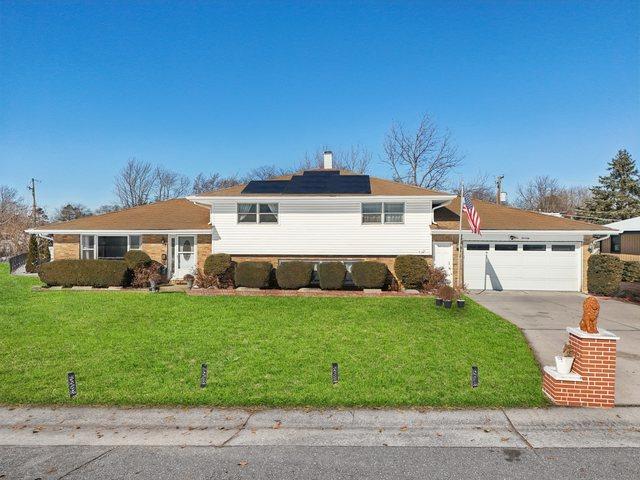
[462,191,481,234]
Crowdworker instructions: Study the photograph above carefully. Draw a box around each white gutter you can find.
[25,229,211,235]
[186,194,458,203]
[432,229,618,235]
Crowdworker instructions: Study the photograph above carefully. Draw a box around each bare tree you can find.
[383,113,463,189]
[515,176,590,213]
[94,204,121,215]
[114,158,156,208]
[243,165,293,181]
[0,186,30,256]
[153,167,191,201]
[334,145,372,174]
[452,173,495,202]
[192,172,242,194]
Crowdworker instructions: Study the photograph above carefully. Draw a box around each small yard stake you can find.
[331,363,339,384]
[200,363,208,388]
[471,365,479,388]
[67,372,77,398]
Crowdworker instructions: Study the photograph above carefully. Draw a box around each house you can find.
[27,152,613,292]
[601,216,640,261]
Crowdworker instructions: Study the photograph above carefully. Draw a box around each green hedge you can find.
[235,261,273,288]
[123,250,151,269]
[588,254,623,296]
[394,255,429,289]
[317,262,347,290]
[351,261,388,289]
[204,253,233,276]
[623,261,640,283]
[39,259,130,288]
[276,261,313,289]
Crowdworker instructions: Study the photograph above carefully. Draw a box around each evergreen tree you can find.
[581,149,640,223]
[25,234,39,273]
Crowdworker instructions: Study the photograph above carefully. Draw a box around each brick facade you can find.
[197,235,212,270]
[141,235,168,265]
[52,234,80,260]
[542,327,619,408]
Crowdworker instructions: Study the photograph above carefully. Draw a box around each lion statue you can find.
[580,296,600,334]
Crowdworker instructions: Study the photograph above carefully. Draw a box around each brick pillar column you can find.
[542,327,619,408]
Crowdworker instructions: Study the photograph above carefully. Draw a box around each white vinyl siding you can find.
[212,198,432,256]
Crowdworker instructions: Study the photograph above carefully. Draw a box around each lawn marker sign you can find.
[471,366,478,388]
[332,363,339,384]
[200,363,208,388]
[67,372,77,398]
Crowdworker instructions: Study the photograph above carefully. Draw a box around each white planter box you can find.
[555,355,574,375]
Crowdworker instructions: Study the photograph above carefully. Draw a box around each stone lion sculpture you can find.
[580,296,600,334]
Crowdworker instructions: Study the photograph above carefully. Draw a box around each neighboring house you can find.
[27,153,612,292]
[601,216,640,261]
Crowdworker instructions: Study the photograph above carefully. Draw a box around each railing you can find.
[8,253,27,273]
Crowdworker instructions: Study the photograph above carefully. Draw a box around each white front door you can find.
[174,235,196,279]
[433,241,453,284]
[463,241,581,291]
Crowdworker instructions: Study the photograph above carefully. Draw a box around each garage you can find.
[463,241,582,291]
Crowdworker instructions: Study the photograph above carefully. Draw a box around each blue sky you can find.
[1,1,638,211]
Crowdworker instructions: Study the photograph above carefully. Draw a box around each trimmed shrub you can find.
[124,250,151,269]
[132,260,166,288]
[623,261,640,283]
[235,261,273,288]
[394,255,429,289]
[588,254,623,296]
[204,253,233,276]
[276,261,313,289]
[39,259,129,287]
[351,261,388,289]
[317,262,347,290]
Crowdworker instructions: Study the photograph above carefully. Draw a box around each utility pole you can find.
[27,178,40,265]
[495,175,504,205]
[28,178,39,227]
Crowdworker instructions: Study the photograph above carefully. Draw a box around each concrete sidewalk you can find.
[1,406,639,449]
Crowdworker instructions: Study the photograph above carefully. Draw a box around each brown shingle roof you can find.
[433,197,612,231]
[196,171,452,197]
[33,198,210,231]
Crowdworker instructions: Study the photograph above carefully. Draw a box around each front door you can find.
[174,235,196,279]
[433,242,453,284]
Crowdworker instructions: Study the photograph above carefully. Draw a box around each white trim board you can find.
[26,229,211,235]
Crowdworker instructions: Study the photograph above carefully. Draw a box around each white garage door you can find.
[463,241,581,291]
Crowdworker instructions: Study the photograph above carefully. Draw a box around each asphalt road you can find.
[2,445,639,480]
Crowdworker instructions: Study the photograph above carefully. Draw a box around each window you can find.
[466,244,490,251]
[129,235,141,250]
[611,235,621,253]
[98,236,128,259]
[237,203,278,223]
[81,235,95,259]
[384,203,405,223]
[259,203,278,223]
[523,244,546,251]
[237,203,257,223]
[362,203,382,223]
[80,235,140,260]
[552,244,576,252]
[362,202,405,224]
[495,244,518,251]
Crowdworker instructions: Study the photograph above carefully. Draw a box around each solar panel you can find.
[241,173,371,195]
[241,180,288,194]
[284,174,371,194]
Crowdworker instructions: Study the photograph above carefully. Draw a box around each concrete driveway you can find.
[469,291,640,406]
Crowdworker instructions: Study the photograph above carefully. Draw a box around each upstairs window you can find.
[237,203,278,223]
[362,202,405,224]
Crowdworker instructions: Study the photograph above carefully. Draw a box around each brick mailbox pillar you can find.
[542,327,619,408]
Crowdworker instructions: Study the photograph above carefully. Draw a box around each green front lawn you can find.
[0,264,545,407]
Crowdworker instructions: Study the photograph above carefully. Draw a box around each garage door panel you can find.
[463,242,581,291]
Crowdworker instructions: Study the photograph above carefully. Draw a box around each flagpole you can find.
[457,181,464,289]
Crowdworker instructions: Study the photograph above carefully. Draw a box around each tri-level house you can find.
[28,152,612,291]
